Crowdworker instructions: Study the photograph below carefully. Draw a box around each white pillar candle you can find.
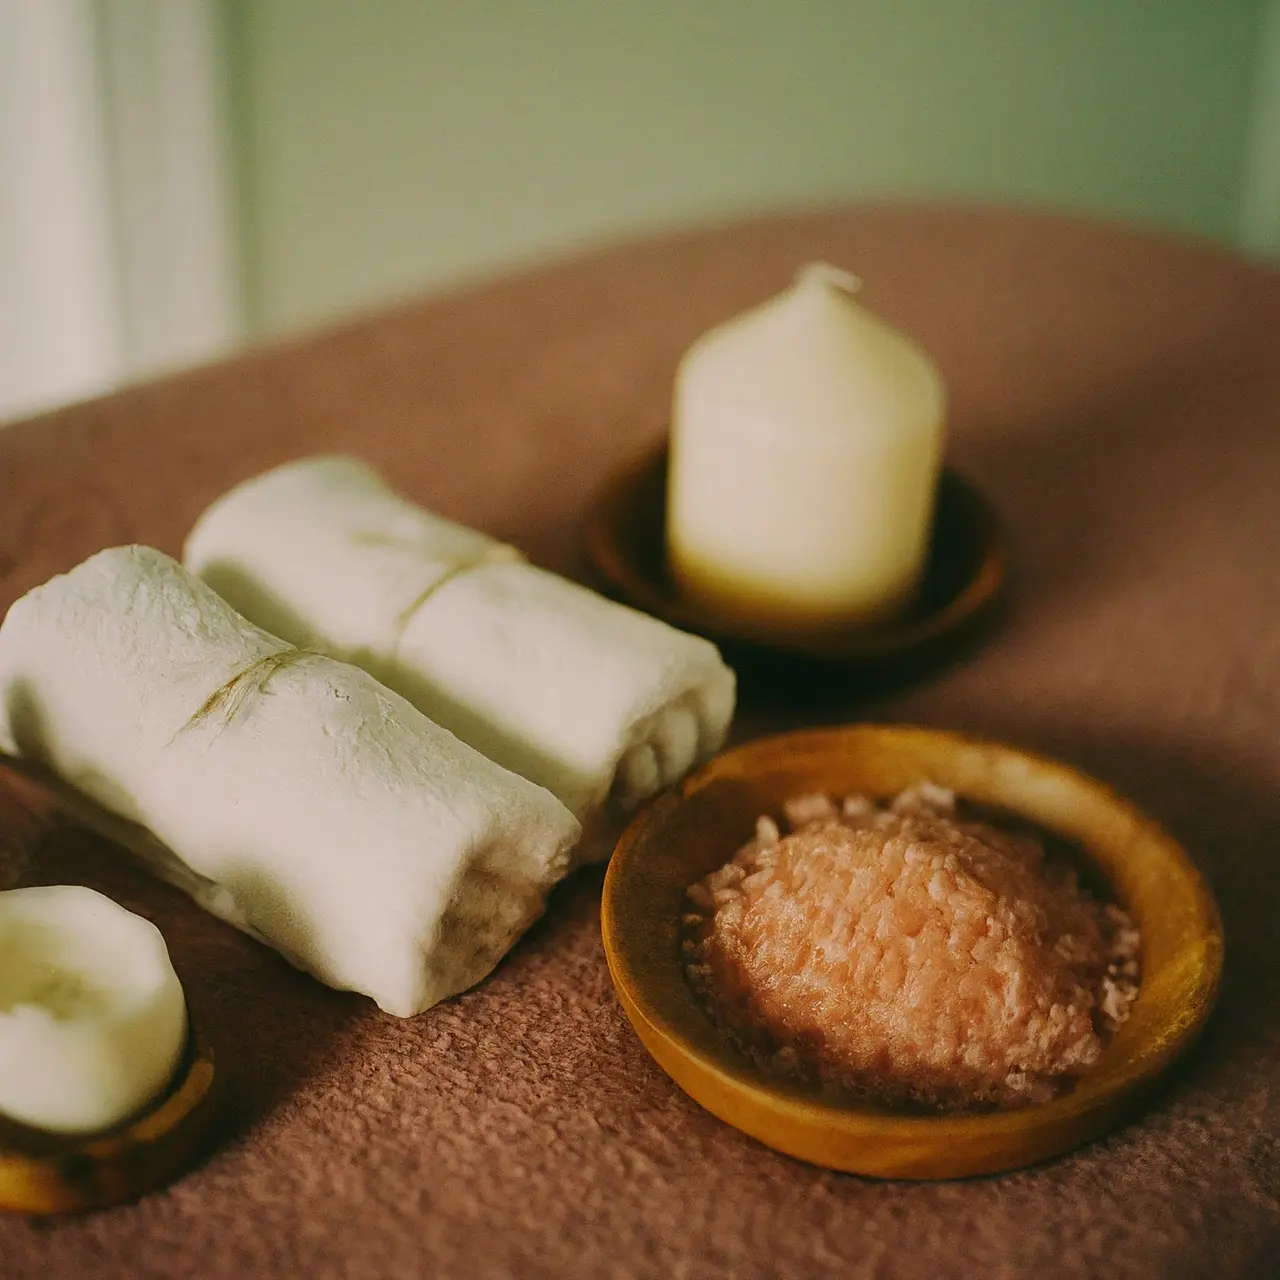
[667,264,947,638]
[0,885,188,1134]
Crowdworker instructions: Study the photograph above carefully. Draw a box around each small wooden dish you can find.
[0,1022,219,1216]
[0,757,221,1215]
[601,725,1223,1179]
[582,446,1007,686]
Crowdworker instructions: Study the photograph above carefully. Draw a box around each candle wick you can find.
[795,262,862,295]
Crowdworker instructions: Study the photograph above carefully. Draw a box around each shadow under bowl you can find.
[601,724,1223,1179]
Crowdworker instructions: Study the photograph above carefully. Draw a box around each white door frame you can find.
[0,0,240,423]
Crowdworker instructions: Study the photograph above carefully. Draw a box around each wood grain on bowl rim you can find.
[601,725,1224,1179]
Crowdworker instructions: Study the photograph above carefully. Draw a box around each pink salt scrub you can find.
[682,784,1141,1112]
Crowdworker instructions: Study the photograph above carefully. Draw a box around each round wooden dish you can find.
[0,756,221,1215]
[0,1021,219,1215]
[582,446,1007,687]
[601,725,1223,1180]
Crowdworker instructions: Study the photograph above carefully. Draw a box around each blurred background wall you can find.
[2,0,1278,422]
[225,0,1276,334]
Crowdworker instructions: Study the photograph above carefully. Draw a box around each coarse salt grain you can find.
[683,785,1141,1112]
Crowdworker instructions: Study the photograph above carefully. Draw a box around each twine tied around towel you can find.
[388,545,522,647]
[178,539,520,740]
[177,647,323,739]
[348,533,523,650]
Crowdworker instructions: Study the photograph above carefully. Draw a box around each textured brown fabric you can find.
[1,205,1278,1279]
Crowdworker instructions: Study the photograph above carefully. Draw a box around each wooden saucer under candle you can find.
[582,445,1007,688]
[0,757,221,1215]
[601,725,1223,1180]
[0,1023,219,1215]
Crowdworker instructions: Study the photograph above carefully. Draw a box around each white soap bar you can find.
[0,547,581,1017]
[0,885,187,1134]
[667,264,947,636]
[184,457,736,829]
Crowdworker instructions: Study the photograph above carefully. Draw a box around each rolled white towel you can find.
[184,457,737,831]
[0,546,581,1017]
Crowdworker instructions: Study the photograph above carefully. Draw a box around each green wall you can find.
[224,1,1269,336]
[1242,0,1280,254]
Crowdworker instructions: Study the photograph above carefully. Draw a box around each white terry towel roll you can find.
[184,457,737,831]
[0,546,581,1017]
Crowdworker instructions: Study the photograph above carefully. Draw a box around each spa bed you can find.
[1,205,1278,1279]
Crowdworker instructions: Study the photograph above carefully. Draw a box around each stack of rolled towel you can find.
[0,458,736,1015]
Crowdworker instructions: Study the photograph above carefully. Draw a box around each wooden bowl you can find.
[601,725,1223,1179]
[582,446,1007,688]
[0,1020,220,1215]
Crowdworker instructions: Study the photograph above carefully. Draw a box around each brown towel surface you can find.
[1,205,1278,1279]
